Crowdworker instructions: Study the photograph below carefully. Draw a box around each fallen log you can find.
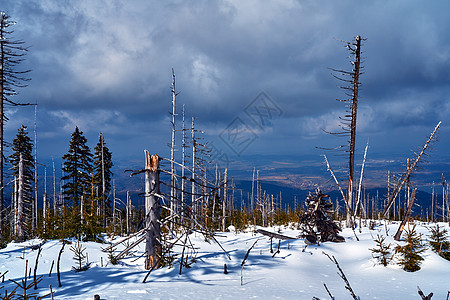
[255,229,297,240]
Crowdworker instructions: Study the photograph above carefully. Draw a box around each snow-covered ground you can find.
[1,221,449,299]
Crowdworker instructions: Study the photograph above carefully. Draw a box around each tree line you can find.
[2,125,114,244]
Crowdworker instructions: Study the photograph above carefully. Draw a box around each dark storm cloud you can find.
[2,0,450,163]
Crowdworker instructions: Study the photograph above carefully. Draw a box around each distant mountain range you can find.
[233,179,436,217]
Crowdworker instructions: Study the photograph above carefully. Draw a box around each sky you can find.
[2,0,450,189]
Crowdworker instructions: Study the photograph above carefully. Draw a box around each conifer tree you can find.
[9,125,34,235]
[395,224,426,272]
[370,234,393,266]
[62,127,93,208]
[93,133,113,217]
[428,224,450,260]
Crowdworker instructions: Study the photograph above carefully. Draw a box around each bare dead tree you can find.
[33,105,38,232]
[382,121,441,218]
[0,12,31,235]
[101,133,106,227]
[144,150,161,270]
[442,174,447,222]
[16,153,25,241]
[180,105,187,226]
[222,168,228,232]
[394,188,417,241]
[170,68,179,233]
[322,35,364,228]
[354,142,369,217]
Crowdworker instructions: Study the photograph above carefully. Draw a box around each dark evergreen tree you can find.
[9,125,34,236]
[93,133,113,213]
[428,224,450,260]
[62,127,93,207]
[395,224,426,272]
[370,234,393,266]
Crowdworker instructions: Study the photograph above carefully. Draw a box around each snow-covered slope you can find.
[1,221,449,299]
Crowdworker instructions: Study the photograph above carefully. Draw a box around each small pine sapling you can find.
[428,224,450,260]
[370,234,393,266]
[70,240,91,272]
[9,260,51,300]
[395,224,426,272]
[1,270,18,300]
[108,246,119,265]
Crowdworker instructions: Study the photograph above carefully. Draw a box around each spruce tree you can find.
[428,224,450,260]
[395,224,426,272]
[9,125,34,237]
[370,234,393,266]
[93,133,113,216]
[62,127,93,208]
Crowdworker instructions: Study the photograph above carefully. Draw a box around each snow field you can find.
[0,221,449,299]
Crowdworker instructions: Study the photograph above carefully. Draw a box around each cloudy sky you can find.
[2,0,450,185]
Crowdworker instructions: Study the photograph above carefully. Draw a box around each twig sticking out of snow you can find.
[417,286,433,300]
[271,240,281,258]
[323,282,335,299]
[241,239,260,286]
[322,252,359,300]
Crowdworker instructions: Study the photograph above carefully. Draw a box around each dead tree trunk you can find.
[52,157,56,216]
[394,188,417,241]
[144,150,161,270]
[101,133,106,228]
[442,175,446,222]
[0,14,4,233]
[191,117,196,224]
[354,142,368,217]
[180,105,186,226]
[33,105,38,232]
[43,167,47,233]
[17,153,25,241]
[170,68,177,233]
[0,14,31,239]
[222,168,228,232]
[126,191,130,235]
[347,35,362,228]
[382,121,441,217]
[326,35,363,227]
